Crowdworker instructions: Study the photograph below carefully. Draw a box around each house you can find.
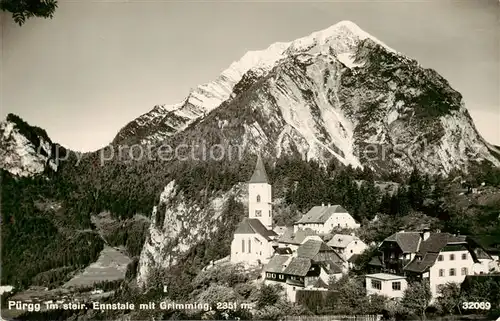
[296,238,345,271]
[294,204,360,233]
[264,238,345,302]
[230,154,278,265]
[264,255,312,302]
[366,229,495,302]
[276,227,318,253]
[327,233,368,260]
[365,273,408,299]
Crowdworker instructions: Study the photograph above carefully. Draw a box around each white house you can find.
[230,154,277,265]
[327,233,368,260]
[366,229,495,302]
[365,273,408,299]
[294,204,360,233]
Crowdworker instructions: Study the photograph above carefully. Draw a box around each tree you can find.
[1,0,58,26]
[435,282,464,315]
[401,280,432,320]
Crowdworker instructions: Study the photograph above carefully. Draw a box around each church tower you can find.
[248,154,273,230]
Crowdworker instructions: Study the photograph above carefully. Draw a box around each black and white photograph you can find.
[1,0,499,320]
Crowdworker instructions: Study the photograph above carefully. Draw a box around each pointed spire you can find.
[249,153,268,184]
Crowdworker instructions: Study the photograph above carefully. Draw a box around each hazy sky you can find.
[2,0,499,151]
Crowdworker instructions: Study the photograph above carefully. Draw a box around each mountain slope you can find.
[113,20,500,176]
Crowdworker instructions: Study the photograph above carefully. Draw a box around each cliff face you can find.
[0,114,59,177]
[136,180,248,286]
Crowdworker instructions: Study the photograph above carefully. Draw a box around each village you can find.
[226,155,500,304]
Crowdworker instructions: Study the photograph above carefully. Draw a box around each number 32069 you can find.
[462,301,491,310]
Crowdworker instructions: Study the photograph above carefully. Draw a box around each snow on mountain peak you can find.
[114,20,400,146]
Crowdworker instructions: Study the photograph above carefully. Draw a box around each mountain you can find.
[2,21,500,317]
[112,20,500,176]
[0,114,60,177]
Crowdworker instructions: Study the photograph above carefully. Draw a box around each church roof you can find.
[249,154,269,184]
[234,218,277,241]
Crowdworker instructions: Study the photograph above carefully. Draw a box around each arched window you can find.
[256,195,261,203]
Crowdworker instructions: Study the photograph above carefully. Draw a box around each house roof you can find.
[366,273,406,281]
[384,232,422,253]
[283,257,311,276]
[296,205,348,224]
[265,255,290,273]
[297,239,334,259]
[395,232,477,273]
[249,154,268,184]
[318,260,343,274]
[404,253,440,273]
[278,227,318,245]
[234,218,277,241]
[273,226,288,236]
[327,234,362,248]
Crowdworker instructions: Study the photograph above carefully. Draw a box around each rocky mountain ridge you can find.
[111,20,500,176]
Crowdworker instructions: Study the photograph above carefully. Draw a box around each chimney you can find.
[421,227,431,241]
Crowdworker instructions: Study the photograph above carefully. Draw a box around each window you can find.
[279,274,284,280]
[392,282,401,291]
[256,195,261,202]
[462,253,467,260]
[248,239,251,253]
[338,223,340,228]
[438,255,444,261]
[293,287,296,291]
[371,279,382,290]
[461,267,468,275]
[450,254,455,261]
[266,272,270,278]
[242,239,245,253]
[449,268,456,276]
[439,269,445,277]
[255,210,262,217]
[350,250,353,253]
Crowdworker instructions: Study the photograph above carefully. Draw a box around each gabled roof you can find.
[296,205,348,224]
[283,257,311,276]
[234,218,277,240]
[265,255,290,273]
[401,233,476,273]
[318,260,343,274]
[249,154,268,184]
[404,253,439,273]
[327,234,362,248]
[383,232,422,253]
[278,227,318,245]
[297,239,334,259]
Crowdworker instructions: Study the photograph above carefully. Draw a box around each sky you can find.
[1,0,499,152]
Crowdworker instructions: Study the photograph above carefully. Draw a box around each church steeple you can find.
[248,153,272,230]
[249,153,268,184]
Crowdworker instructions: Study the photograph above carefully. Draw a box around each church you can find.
[230,154,278,265]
